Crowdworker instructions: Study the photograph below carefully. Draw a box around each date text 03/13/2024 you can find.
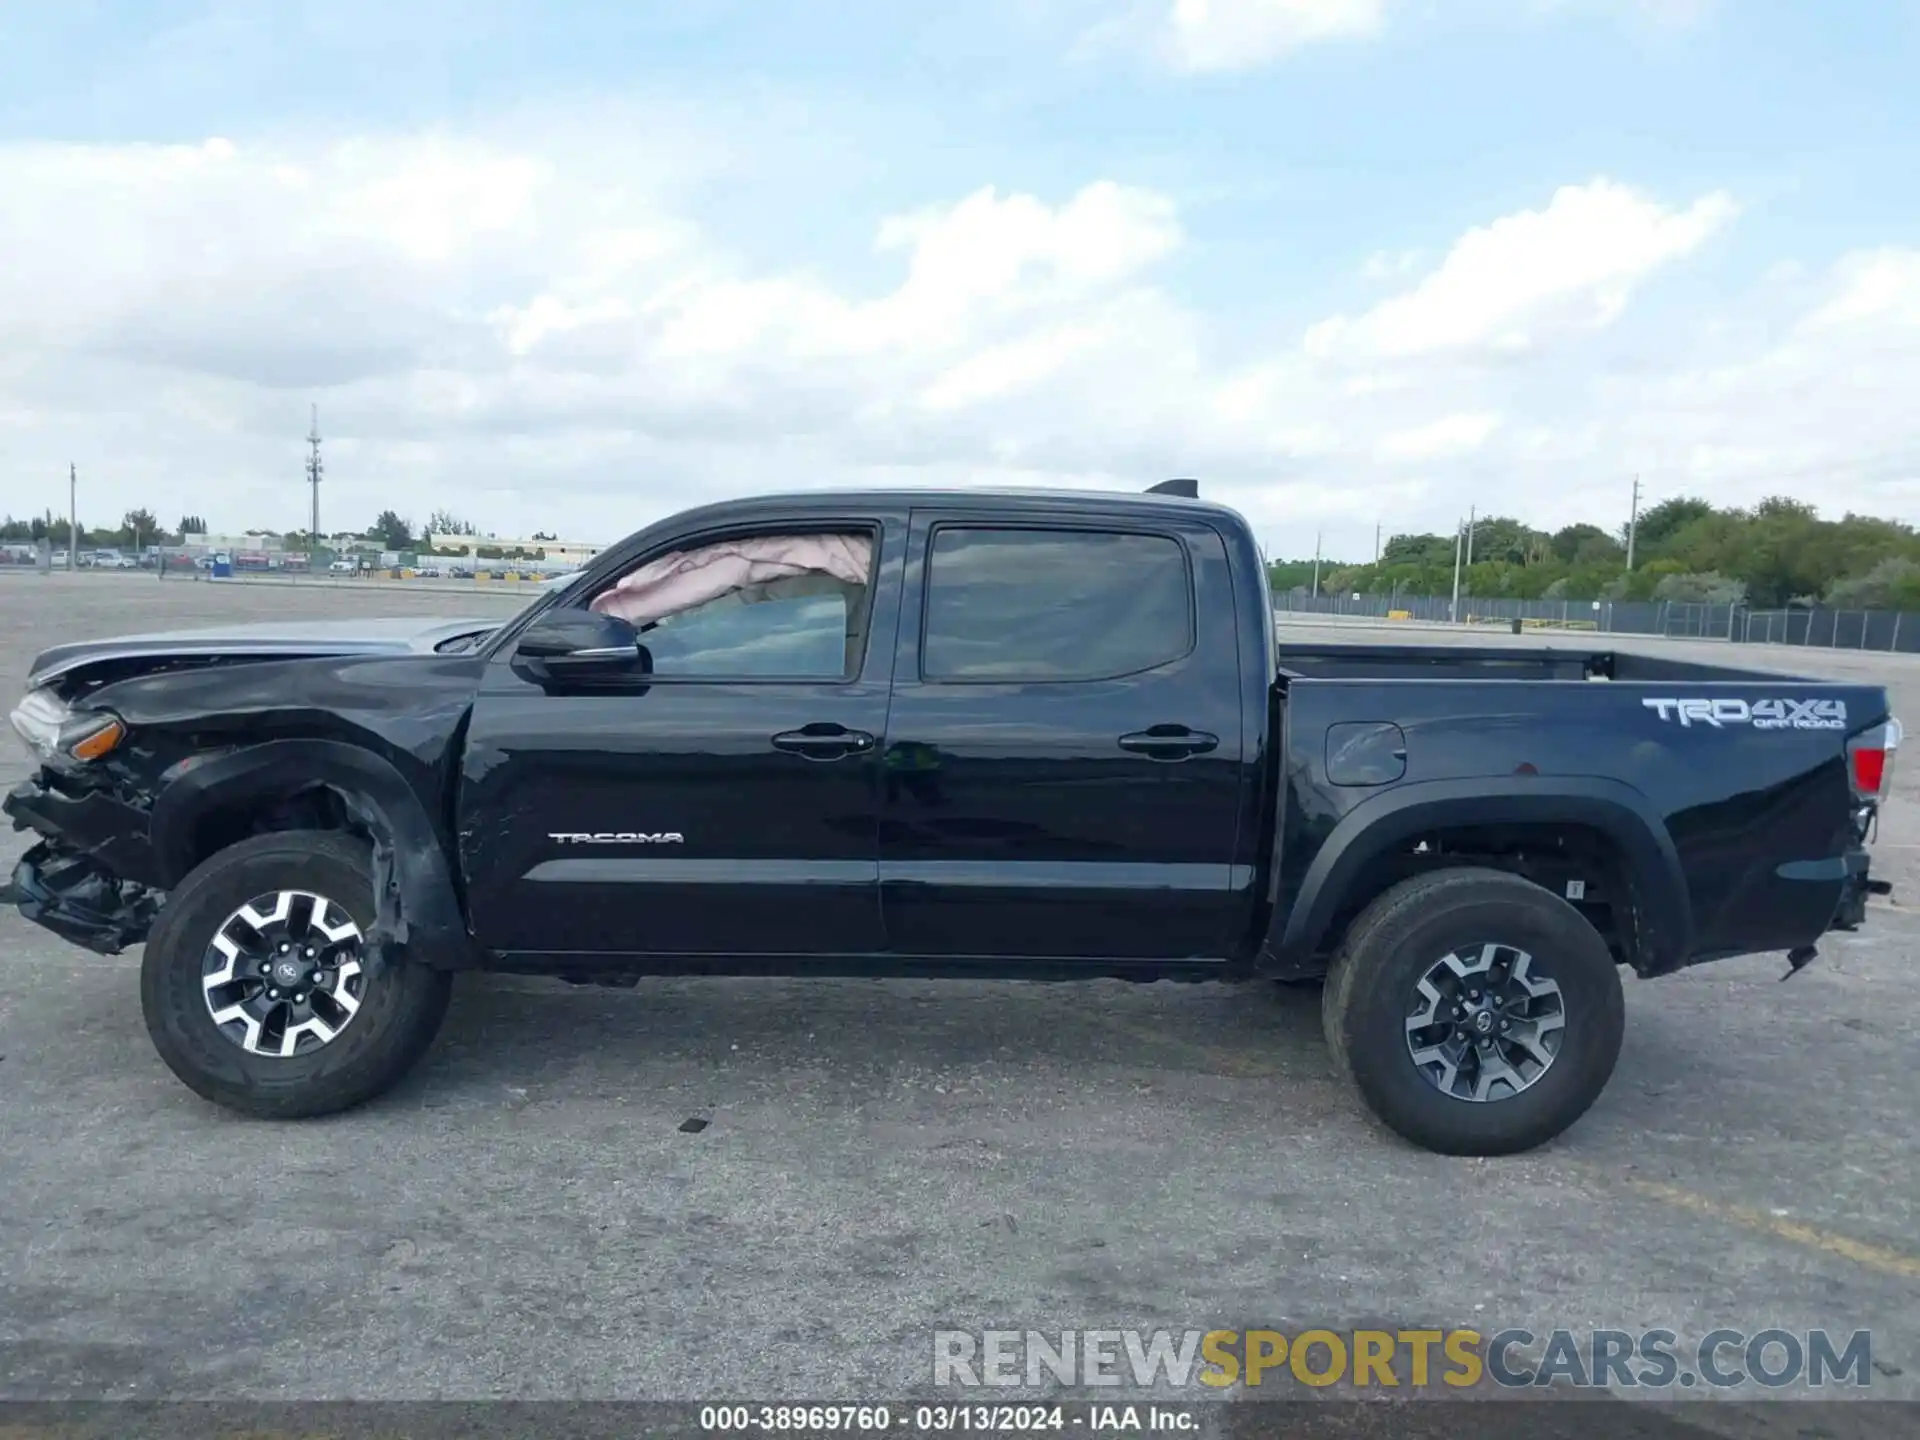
[698,1404,1190,1433]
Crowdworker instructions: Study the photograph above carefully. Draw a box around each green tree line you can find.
[0,508,181,548]
[1269,496,1920,611]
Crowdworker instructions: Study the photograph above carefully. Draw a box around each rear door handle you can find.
[1118,725,1219,761]
[772,724,876,761]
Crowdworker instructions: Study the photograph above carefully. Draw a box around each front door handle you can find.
[1118,725,1219,761]
[772,724,876,761]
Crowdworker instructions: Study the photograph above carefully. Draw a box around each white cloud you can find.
[2,130,1917,565]
[1360,249,1423,282]
[1803,249,1920,333]
[1305,180,1736,360]
[1528,0,1721,32]
[1083,0,1718,74]
[920,321,1123,412]
[483,179,1180,374]
[1595,248,1920,501]
[1377,413,1502,461]
[1159,0,1384,72]
[0,131,1209,537]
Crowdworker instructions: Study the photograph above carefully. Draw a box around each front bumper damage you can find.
[2,777,164,954]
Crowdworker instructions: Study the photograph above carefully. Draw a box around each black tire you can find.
[141,831,451,1119]
[1321,868,1624,1156]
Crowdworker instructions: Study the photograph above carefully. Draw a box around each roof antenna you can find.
[1147,478,1199,498]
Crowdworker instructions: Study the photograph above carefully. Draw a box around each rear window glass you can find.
[922,528,1193,681]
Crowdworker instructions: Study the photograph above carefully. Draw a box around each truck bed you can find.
[1274,643,1810,685]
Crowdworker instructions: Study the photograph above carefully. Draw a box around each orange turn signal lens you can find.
[67,718,126,761]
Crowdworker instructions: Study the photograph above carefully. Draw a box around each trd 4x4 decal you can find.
[1642,698,1847,731]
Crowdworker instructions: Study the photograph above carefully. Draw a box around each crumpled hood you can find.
[27,617,503,689]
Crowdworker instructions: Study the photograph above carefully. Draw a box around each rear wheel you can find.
[1322,868,1624,1155]
[141,831,451,1118]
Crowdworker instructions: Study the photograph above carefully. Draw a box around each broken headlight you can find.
[9,688,126,764]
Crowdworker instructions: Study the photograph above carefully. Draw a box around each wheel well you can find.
[180,784,356,878]
[1324,823,1643,972]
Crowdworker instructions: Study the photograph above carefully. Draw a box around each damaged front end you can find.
[6,838,163,953]
[4,753,168,956]
[7,624,489,972]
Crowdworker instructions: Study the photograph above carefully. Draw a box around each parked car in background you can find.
[328,559,359,574]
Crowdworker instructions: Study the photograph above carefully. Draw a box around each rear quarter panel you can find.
[1277,677,1890,968]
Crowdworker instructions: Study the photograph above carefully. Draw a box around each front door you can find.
[878,511,1249,961]
[459,516,904,961]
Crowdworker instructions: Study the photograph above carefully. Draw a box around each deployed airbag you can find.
[590,534,871,627]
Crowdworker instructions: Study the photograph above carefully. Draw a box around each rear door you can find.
[877,510,1249,961]
[458,514,906,960]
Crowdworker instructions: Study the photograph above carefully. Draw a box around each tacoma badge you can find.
[548,832,685,844]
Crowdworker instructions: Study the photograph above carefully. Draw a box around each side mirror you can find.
[513,609,643,682]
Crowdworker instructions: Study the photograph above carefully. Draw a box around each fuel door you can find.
[1326,721,1407,786]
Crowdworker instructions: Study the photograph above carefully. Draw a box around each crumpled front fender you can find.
[147,738,480,972]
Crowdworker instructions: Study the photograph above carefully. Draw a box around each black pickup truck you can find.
[3,483,1900,1154]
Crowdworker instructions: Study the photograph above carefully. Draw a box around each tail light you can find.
[1849,718,1902,802]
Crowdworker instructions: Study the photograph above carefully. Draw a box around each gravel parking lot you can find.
[1,572,1915,1426]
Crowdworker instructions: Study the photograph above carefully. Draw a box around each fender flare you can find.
[1269,776,1690,975]
[149,739,476,970]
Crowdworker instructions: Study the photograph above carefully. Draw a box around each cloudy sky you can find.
[2,0,1916,559]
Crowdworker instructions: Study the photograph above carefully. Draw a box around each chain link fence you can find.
[1276,591,1920,653]
[1733,607,1919,652]
[1277,590,1689,636]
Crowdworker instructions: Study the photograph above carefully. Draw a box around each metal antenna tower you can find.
[306,404,323,548]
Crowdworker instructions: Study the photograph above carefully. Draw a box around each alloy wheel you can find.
[202,890,367,1057]
[1404,942,1566,1102]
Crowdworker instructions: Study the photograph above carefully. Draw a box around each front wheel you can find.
[1322,868,1624,1156]
[141,831,452,1118]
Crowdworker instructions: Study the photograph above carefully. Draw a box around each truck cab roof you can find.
[654,484,1246,531]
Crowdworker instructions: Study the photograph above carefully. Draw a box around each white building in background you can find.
[423,534,604,566]
[181,532,289,554]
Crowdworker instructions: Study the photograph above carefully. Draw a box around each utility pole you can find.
[1626,474,1641,570]
[1464,504,1476,570]
[1312,531,1322,598]
[1450,518,1464,623]
[1374,523,1381,565]
[306,404,324,559]
[68,463,77,571]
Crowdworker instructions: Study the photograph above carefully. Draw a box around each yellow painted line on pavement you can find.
[1624,1177,1920,1281]
[1085,1017,1919,1285]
